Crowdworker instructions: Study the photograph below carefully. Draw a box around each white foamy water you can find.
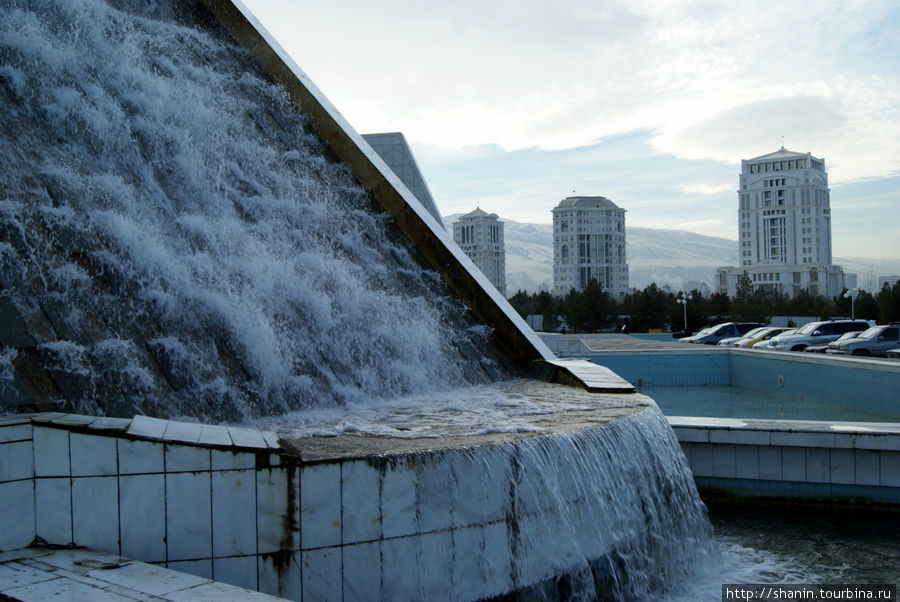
[251,378,647,438]
[0,0,507,420]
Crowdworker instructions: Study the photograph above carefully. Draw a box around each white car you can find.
[765,319,874,352]
[826,324,900,357]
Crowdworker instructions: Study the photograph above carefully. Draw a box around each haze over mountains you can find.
[444,215,900,296]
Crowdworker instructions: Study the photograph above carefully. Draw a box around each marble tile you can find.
[3,575,126,602]
[211,449,255,471]
[734,446,759,479]
[69,433,117,477]
[163,420,202,445]
[119,474,166,562]
[118,438,164,475]
[854,450,880,486]
[257,551,301,600]
[301,547,342,602]
[712,445,737,478]
[127,415,169,440]
[212,469,257,557]
[0,423,31,443]
[167,578,285,601]
[342,541,382,602]
[771,430,834,448]
[213,555,258,591]
[88,558,209,596]
[482,521,513,598]
[0,561,55,591]
[782,448,806,482]
[0,440,33,482]
[167,558,212,580]
[758,447,783,480]
[165,443,210,473]
[709,428,770,446]
[380,536,419,601]
[451,526,485,602]
[166,472,212,561]
[0,480,35,550]
[881,451,900,487]
[418,531,453,600]
[33,427,70,477]
[227,426,267,449]
[199,424,233,448]
[805,448,830,483]
[381,460,417,539]
[257,467,299,554]
[34,477,71,546]
[670,426,710,443]
[417,454,454,533]
[688,444,714,477]
[829,449,855,485]
[85,416,132,432]
[341,460,381,544]
[72,476,119,554]
[300,463,341,549]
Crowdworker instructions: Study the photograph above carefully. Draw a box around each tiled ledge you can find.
[668,416,900,504]
[0,413,281,451]
[668,416,900,451]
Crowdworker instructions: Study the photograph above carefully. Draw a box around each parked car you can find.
[826,324,900,357]
[733,326,795,348]
[717,326,769,347]
[887,348,900,359]
[765,319,874,352]
[805,330,862,353]
[680,322,764,345]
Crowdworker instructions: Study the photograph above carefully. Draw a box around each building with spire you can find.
[551,196,628,297]
[452,208,506,296]
[716,147,846,298]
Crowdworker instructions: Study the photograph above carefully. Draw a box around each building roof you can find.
[455,207,499,221]
[745,147,815,162]
[554,196,622,210]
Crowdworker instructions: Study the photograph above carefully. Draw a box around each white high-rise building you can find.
[552,196,628,297]
[716,148,845,298]
[452,208,506,296]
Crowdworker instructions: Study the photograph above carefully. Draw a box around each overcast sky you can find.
[241,0,899,260]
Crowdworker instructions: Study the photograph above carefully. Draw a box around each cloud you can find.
[675,183,734,195]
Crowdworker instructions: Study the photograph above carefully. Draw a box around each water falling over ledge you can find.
[0,1,719,599]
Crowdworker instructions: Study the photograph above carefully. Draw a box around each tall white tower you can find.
[717,147,844,297]
[452,208,506,296]
[552,196,628,297]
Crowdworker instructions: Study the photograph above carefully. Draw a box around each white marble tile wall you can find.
[674,421,900,503]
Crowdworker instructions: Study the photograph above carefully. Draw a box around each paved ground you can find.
[0,547,285,601]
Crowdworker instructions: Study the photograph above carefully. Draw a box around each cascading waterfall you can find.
[504,409,718,599]
[0,2,724,598]
[0,0,510,421]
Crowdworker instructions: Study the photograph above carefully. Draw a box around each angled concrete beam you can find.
[202,0,553,372]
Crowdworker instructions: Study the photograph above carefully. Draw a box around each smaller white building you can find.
[452,208,506,296]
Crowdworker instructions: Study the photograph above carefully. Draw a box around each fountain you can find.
[0,0,717,599]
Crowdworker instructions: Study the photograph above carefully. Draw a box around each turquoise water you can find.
[642,385,900,423]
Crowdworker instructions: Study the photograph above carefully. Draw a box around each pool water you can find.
[641,385,900,423]
[661,505,900,600]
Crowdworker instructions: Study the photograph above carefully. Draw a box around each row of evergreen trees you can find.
[508,276,900,334]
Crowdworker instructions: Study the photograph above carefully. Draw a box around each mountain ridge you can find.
[443,214,900,295]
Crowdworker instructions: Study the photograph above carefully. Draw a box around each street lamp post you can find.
[843,287,859,320]
[676,294,692,331]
